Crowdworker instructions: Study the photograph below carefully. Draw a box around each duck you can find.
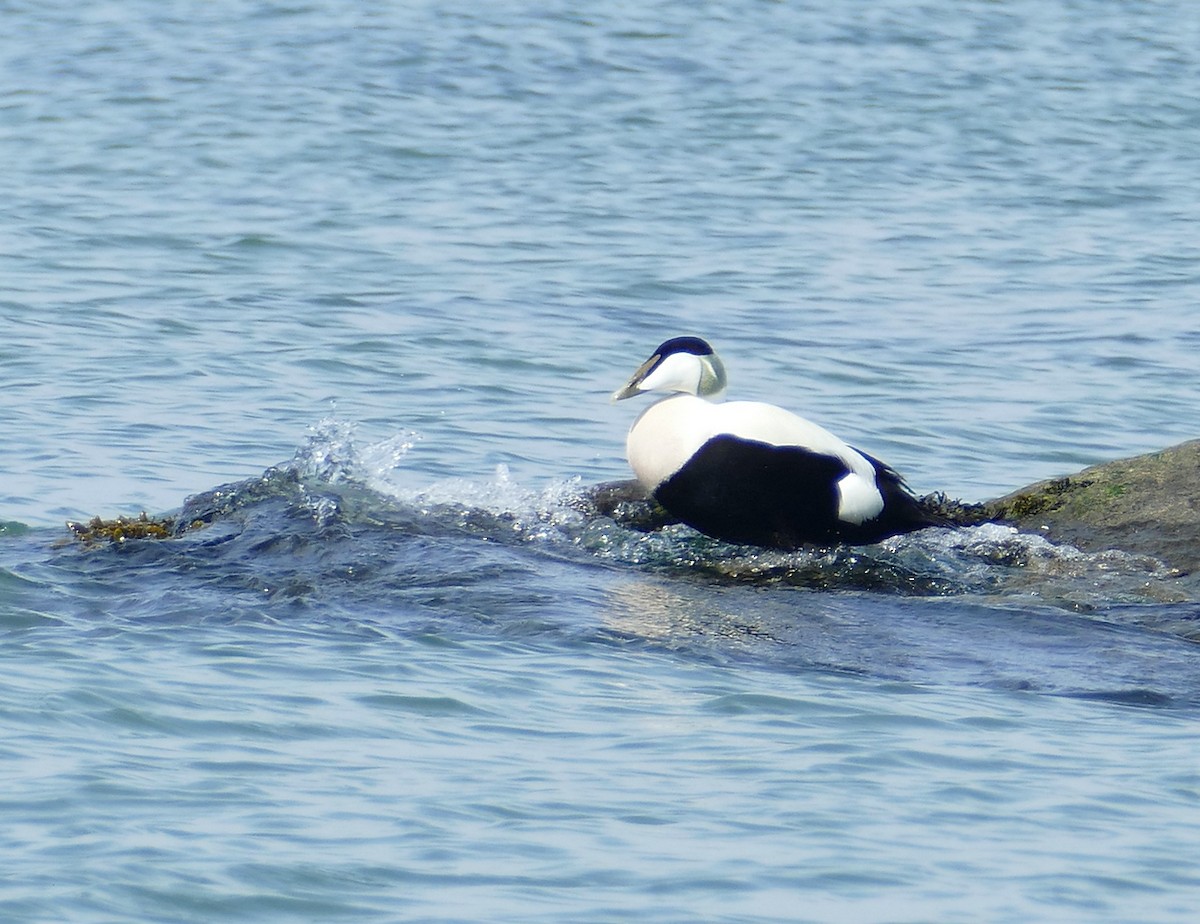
[611,336,942,548]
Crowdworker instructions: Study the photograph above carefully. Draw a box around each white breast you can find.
[626,395,713,491]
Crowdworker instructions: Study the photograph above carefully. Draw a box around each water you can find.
[4,1,1200,920]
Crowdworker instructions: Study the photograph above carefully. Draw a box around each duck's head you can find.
[611,336,727,402]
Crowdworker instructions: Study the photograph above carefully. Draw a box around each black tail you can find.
[872,464,948,537]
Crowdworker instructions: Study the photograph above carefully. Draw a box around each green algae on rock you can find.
[66,512,177,545]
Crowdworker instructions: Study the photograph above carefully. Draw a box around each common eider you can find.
[612,336,941,548]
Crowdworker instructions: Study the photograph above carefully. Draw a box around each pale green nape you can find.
[697,353,727,398]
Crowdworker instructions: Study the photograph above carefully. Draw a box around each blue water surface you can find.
[4,1,1200,921]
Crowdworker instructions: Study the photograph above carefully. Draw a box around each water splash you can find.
[285,418,590,544]
[291,417,420,487]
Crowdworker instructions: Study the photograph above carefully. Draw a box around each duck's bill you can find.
[610,354,660,402]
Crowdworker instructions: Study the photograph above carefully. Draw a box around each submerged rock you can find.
[581,479,677,532]
[63,440,1200,581]
[985,439,1200,576]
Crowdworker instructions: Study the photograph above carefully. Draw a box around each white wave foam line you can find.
[927,522,1174,585]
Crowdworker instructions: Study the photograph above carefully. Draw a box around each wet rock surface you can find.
[985,439,1200,576]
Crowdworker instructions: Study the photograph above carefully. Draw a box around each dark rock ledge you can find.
[981,439,1200,576]
[589,439,1200,577]
[66,440,1200,579]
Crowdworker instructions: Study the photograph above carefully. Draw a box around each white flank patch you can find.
[835,471,885,525]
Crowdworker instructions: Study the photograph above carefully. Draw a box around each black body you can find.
[653,434,940,549]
